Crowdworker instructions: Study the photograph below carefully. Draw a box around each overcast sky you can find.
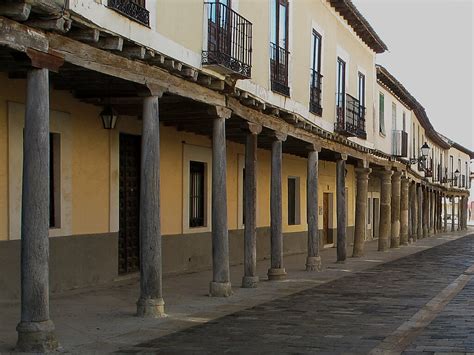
[352,0,474,151]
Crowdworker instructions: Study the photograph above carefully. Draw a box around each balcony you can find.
[270,43,290,96]
[202,2,252,79]
[334,93,366,139]
[392,130,408,157]
[309,69,323,116]
[107,0,149,26]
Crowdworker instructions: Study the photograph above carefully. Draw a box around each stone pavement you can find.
[0,229,473,354]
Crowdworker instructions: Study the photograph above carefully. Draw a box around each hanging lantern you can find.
[100,104,118,129]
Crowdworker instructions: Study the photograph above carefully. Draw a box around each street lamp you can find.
[443,169,460,185]
[409,142,430,166]
[100,104,118,130]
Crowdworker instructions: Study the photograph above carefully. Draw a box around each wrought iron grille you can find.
[203,2,252,78]
[309,69,323,116]
[107,0,149,26]
[270,42,290,96]
[334,93,366,139]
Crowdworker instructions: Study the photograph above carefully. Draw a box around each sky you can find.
[352,0,474,151]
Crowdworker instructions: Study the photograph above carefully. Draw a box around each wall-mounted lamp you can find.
[100,104,118,130]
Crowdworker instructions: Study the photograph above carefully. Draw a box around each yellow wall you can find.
[0,74,356,241]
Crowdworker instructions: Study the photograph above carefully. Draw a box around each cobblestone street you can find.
[122,234,474,354]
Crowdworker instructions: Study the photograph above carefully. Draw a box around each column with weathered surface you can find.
[428,189,433,235]
[390,171,401,248]
[409,181,417,243]
[423,187,429,237]
[306,144,322,271]
[417,184,423,240]
[379,169,393,251]
[210,107,232,296]
[458,196,462,231]
[433,191,437,234]
[400,176,409,246]
[242,123,262,288]
[336,154,347,262]
[353,166,371,257]
[16,68,59,352]
[443,194,448,232]
[451,196,456,232]
[137,93,165,317]
[268,132,287,280]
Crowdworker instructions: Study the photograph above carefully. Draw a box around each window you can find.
[189,161,206,227]
[270,0,290,96]
[309,30,322,115]
[336,57,346,110]
[287,177,300,225]
[402,112,406,132]
[358,72,365,109]
[412,123,416,159]
[392,102,397,130]
[379,92,385,134]
[450,155,454,183]
[458,158,462,186]
[107,0,149,26]
[50,133,61,228]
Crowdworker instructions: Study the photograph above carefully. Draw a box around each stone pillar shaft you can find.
[400,177,409,245]
[443,194,448,232]
[242,130,259,288]
[423,187,429,237]
[451,196,456,232]
[268,134,287,280]
[210,114,232,296]
[137,96,164,317]
[306,147,321,271]
[353,167,371,257]
[391,172,401,248]
[17,68,58,352]
[336,158,346,262]
[458,196,462,231]
[417,185,423,240]
[379,170,392,251]
[410,182,417,242]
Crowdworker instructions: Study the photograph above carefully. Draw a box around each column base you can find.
[241,276,259,288]
[136,297,166,318]
[209,281,232,297]
[16,320,59,353]
[267,268,287,281]
[305,256,322,271]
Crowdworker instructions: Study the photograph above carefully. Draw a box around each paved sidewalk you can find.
[0,229,472,353]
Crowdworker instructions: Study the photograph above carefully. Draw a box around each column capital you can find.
[145,83,167,97]
[209,106,232,120]
[355,167,371,177]
[306,142,321,152]
[391,170,402,179]
[242,122,262,135]
[270,131,287,142]
[26,48,64,72]
[336,153,348,161]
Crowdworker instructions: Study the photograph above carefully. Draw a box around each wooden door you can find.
[323,192,332,245]
[119,133,141,274]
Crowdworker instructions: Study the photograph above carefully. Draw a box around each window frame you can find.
[379,92,385,135]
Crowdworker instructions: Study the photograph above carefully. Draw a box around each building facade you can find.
[0,0,472,351]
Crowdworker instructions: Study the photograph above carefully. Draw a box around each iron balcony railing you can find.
[309,69,323,116]
[334,93,366,139]
[107,0,149,26]
[203,2,252,78]
[270,42,290,96]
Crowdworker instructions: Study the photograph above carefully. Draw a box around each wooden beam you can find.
[25,17,71,33]
[95,36,123,51]
[0,16,48,52]
[0,2,31,21]
[68,28,100,43]
[122,45,146,60]
[163,58,182,72]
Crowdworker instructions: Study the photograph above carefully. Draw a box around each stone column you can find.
[336,154,347,262]
[353,166,371,257]
[410,182,417,243]
[210,107,232,296]
[242,123,262,288]
[379,169,393,251]
[428,189,434,235]
[423,187,429,238]
[306,144,322,271]
[451,196,456,232]
[457,196,462,231]
[390,171,401,248]
[268,132,287,280]
[400,176,409,246]
[137,94,165,317]
[443,194,448,232]
[417,184,423,240]
[16,68,58,352]
[433,191,437,234]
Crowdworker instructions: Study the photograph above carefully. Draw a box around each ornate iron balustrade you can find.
[107,0,149,26]
[203,2,252,78]
[309,69,323,116]
[270,42,290,96]
[334,93,366,139]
